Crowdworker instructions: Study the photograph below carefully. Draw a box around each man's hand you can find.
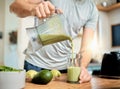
[79,67,91,83]
[31,1,63,19]
[31,1,56,19]
[10,0,62,19]
[27,0,42,4]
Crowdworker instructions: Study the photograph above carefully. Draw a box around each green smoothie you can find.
[38,34,72,45]
[67,66,80,83]
[39,34,74,61]
[37,33,80,83]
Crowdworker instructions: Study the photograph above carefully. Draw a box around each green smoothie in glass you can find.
[67,66,80,83]
[67,52,81,83]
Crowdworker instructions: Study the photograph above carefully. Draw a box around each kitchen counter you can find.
[24,74,120,89]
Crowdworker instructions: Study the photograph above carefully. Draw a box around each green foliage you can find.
[0,66,22,72]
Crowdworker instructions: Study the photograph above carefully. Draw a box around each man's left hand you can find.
[79,67,91,83]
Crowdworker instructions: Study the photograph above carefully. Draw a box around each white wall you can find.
[0,0,5,65]
[4,0,19,68]
[99,11,110,52]
[108,8,120,51]
[98,8,120,54]
[93,0,120,53]
[0,0,34,68]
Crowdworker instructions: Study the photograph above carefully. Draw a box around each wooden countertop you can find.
[24,74,120,89]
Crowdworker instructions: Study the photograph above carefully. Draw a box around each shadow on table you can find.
[92,70,120,79]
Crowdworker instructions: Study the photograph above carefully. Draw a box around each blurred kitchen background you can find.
[0,0,120,72]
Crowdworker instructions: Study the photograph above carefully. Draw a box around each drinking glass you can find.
[67,53,82,83]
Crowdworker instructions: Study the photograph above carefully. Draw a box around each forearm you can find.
[79,28,94,68]
[9,0,40,17]
[9,0,57,19]
[80,48,92,68]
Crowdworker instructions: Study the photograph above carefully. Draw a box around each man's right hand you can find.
[30,0,56,19]
[10,0,62,19]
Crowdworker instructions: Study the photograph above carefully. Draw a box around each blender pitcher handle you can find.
[34,7,61,27]
[34,17,39,27]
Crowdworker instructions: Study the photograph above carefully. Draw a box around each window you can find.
[111,24,120,47]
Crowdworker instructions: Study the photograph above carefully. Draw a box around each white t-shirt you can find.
[25,0,98,70]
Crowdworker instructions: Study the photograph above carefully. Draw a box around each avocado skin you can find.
[32,70,53,85]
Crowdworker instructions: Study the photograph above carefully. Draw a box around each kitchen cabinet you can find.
[97,3,120,12]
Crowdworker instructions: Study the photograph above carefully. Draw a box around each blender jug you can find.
[26,14,71,51]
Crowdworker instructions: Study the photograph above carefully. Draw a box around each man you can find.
[10,0,98,83]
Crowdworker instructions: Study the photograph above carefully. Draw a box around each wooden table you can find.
[24,74,120,89]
